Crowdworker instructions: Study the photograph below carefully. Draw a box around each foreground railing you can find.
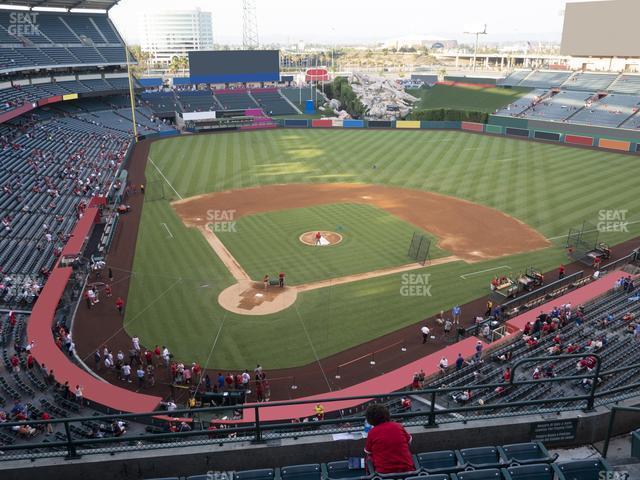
[602,405,640,458]
[2,355,640,461]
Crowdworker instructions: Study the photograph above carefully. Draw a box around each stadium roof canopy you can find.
[0,0,120,10]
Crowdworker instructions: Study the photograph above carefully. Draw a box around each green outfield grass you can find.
[124,129,640,370]
[407,84,531,113]
[216,203,447,285]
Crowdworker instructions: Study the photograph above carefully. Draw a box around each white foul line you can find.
[546,219,640,241]
[148,156,183,200]
[460,265,510,279]
[161,223,174,238]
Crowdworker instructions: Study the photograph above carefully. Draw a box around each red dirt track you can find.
[73,136,640,405]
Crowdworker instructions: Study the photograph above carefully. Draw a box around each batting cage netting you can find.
[408,232,431,265]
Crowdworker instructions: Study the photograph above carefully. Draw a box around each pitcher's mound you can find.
[218,281,298,315]
[300,231,343,247]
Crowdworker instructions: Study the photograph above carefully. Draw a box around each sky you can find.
[109,0,601,45]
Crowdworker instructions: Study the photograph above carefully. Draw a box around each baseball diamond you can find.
[5,3,640,475]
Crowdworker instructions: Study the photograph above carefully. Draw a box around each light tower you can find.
[463,24,488,72]
[242,0,259,50]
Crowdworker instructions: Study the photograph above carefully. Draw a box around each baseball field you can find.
[122,128,640,370]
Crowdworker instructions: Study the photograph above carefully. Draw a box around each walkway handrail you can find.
[2,356,640,460]
[602,405,640,458]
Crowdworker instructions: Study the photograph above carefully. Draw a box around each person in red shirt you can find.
[10,354,20,373]
[364,404,414,474]
[154,345,161,365]
[41,411,53,435]
[558,264,565,280]
[115,297,124,315]
[502,367,511,383]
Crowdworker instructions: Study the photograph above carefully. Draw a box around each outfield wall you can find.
[488,114,640,152]
[272,116,639,154]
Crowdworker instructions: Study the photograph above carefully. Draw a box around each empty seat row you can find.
[146,458,612,480]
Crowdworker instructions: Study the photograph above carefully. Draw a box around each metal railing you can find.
[602,405,640,458]
[500,270,586,314]
[2,354,640,461]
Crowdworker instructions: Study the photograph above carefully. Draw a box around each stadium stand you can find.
[0,112,130,279]
[0,76,142,116]
[562,72,619,91]
[135,451,612,480]
[568,93,640,127]
[520,90,593,121]
[251,89,299,115]
[141,91,182,116]
[215,90,260,110]
[176,90,218,112]
[0,10,128,73]
[419,280,640,421]
[497,70,532,87]
[608,74,640,95]
[2,3,640,476]
[620,110,640,130]
[518,71,573,89]
[494,89,548,116]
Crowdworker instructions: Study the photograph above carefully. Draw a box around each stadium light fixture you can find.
[463,24,487,72]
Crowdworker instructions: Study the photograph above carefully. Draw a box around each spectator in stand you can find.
[10,353,20,373]
[41,411,53,435]
[455,353,465,371]
[136,366,145,387]
[115,297,125,315]
[399,397,412,412]
[438,356,448,374]
[74,385,83,407]
[474,341,483,361]
[122,363,132,383]
[364,403,414,474]
[420,325,430,344]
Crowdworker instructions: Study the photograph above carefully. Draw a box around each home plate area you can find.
[299,231,343,247]
[217,280,298,316]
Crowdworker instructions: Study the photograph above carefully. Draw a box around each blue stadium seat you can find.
[459,447,507,469]
[498,442,558,465]
[553,459,612,480]
[452,469,504,480]
[405,473,451,480]
[415,450,466,474]
[234,469,275,480]
[324,460,372,480]
[407,475,449,480]
[502,463,555,480]
[375,470,422,480]
[280,464,322,480]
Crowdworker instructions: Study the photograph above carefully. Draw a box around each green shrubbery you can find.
[324,77,366,118]
[407,108,489,123]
